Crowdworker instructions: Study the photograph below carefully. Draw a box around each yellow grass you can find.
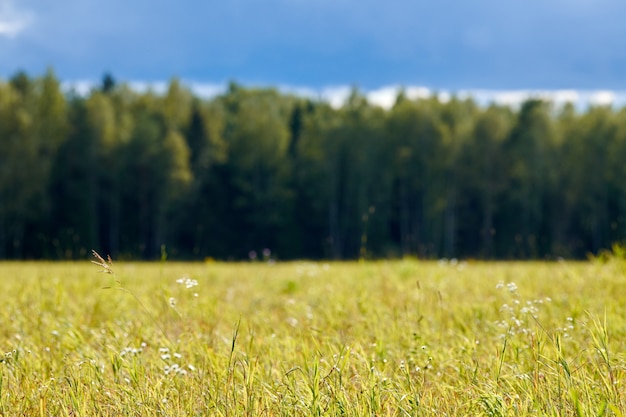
[0,259,625,415]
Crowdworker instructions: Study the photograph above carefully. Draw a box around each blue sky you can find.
[1,0,626,106]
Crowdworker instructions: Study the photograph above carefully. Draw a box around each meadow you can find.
[0,257,625,416]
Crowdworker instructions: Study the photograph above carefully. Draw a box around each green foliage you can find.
[2,72,626,259]
[0,70,67,258]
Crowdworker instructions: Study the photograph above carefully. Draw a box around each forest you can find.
[1,70,625,261]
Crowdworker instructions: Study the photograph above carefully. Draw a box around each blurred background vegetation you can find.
[1,70,625,261]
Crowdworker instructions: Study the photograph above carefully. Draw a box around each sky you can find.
[1,0,626,108]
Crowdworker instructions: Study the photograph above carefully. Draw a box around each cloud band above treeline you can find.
[61,79,626,110]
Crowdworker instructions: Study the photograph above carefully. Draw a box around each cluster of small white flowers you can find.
[559,317,575,339]
[495,281,518,293]
[520,300,541,315]
[164,364,188,376]
[159,347,170,359]
[120,342,147,357]
[1,349,17,362]
[176,276,198,289]
[495,281,552,336]
[160,348,194,377]
[175,276,199,297]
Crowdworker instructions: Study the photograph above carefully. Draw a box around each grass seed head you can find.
[91,250,114,274]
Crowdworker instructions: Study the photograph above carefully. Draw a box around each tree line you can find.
[1,70,625,260]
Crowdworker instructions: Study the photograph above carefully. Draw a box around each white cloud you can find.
[365,86,443,108]
[457,88,626,110]
[587,90,615,106]
[0,0,32,38]
[0,19,25,37]
[465,90,530,108]
[320,86,352,109]
[61,80,95,96]
[233,83,626,110]
[60,80,169,96]
[405,87,431,101]
[187,82,225,99]
[437,91,451,103]
[59,79,626,111]
[367,86,401,109]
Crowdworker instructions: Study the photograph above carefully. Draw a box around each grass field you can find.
[0,258,625,416]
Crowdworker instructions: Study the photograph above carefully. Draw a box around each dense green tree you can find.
[608,108,626,247]
[50,85,133,259]
[175,99,227,258]
[499,100,556,258]
[218,87,296,258]
[324,91,390,259]
[456,105,512,258]
[387,96,450,257]
[438,97,478,257]
[2,71,626,260]
[561,106,616,255]
[292,101,340,258]
[0,70,67,258]
[120,96,192,258]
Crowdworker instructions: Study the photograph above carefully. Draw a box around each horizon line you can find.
[57,79,626,110]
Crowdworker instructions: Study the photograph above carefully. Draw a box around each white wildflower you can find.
[176,276,198,289]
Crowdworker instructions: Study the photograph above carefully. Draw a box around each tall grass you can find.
[0,259,624,415]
